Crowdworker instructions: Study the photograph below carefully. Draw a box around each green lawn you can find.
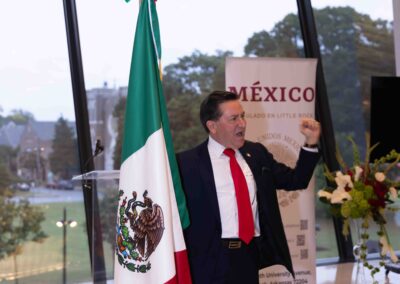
[316,217,339,258]
[0,202,94,284]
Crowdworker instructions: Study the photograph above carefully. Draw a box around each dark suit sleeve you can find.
[256,142,320,190]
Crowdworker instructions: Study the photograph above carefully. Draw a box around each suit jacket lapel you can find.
[197,140,222,231]
[240,142,259,178]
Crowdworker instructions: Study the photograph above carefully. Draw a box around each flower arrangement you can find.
[318,135,400,281]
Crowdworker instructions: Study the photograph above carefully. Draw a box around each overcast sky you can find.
[0,0,393,121]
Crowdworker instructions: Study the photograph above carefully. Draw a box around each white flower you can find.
[330,188,352,204]
[375,172,385,182]
[318,190,332,199]
[354,166,363,181]
[389,187,398,200]
[335,171,353,189]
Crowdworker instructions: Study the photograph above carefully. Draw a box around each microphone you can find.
[82,139,105,190]
[94,139,104,157]
[83,139,104,170]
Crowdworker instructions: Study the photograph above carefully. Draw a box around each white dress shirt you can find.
[207,136,318,239]
[208,136,261,238]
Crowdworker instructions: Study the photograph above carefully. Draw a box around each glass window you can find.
[311,0,397,259]
[0,1,90,283]
[76,0,317,278]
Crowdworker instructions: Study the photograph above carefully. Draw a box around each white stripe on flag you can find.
[115,129,187,283]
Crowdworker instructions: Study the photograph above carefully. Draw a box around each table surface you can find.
[316,260,400,284]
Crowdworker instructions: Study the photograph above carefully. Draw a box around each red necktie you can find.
[223,148,254,244]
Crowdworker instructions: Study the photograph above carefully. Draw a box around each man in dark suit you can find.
[177,90,321,284]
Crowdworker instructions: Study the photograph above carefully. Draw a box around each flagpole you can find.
[146,0,163,79]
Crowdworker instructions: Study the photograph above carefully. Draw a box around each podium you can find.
[73,170,120,282]
[73,170,120,181]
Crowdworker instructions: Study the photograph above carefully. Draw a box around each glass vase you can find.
[351,219,367,283]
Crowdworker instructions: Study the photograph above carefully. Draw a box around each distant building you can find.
[0,82,127,179]
[0,119,75,182]
[87,82,127,170]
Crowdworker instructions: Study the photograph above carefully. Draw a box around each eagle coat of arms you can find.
[116,189,164,273]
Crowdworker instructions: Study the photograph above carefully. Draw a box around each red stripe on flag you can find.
[164,250,192,284]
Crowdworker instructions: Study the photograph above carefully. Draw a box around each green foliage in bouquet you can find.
[318,135,400,282]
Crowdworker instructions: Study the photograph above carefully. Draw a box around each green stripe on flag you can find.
[121,0,189,228]
[121,0,161,161]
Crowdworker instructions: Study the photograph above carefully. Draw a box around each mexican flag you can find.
[114,0,191,283]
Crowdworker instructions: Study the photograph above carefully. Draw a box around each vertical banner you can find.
[226,57,317,284]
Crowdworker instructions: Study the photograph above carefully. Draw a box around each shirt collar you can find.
[208,135,236,159]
